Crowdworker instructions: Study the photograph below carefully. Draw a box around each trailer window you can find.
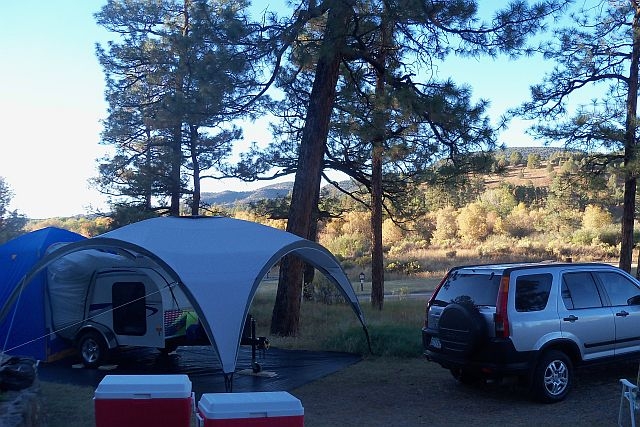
[112,282,146,336]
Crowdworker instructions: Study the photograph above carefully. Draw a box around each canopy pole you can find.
[2,278,25,354]
[224,372,234,392]
[363,325,373,355]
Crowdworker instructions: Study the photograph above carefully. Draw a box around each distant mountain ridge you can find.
[201,182,294,206]
[496,146,580,159]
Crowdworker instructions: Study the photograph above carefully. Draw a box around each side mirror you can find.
[627,295,640,306]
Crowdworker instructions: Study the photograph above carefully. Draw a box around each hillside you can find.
[484,164,554,189]
[202,147,570,207]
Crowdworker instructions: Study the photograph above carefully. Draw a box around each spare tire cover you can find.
[437,302,487,356]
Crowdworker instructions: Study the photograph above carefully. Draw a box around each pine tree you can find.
[514,1,640,272]
[94,0,256,219]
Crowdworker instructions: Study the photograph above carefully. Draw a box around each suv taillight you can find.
[424,273,449,329]
[495,274,510,338]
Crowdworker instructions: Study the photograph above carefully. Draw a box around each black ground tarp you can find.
[37,346,361,398]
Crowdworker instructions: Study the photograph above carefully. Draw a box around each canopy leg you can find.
[224,372,233,392]
[363,325,373,355]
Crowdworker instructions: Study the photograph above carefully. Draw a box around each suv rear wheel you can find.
[531,350,572,403]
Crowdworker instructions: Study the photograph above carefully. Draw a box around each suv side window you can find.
[594,271,640,306]
[515,273,552,312]
[562,272,603,310]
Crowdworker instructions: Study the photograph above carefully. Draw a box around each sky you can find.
[0,1,566,219]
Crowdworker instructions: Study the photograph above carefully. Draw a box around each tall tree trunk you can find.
[370,8,392,310]
[144,126,153,210]
[169,124,183,216]
[620,4,640,272]
[303,197,321,295]
[190,125,201,216]
[370,143,384,310]
[168,1,190,217]
[271,0,352,336]
[370,69,385,310]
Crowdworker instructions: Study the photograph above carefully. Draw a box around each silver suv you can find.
[422,262,640,402]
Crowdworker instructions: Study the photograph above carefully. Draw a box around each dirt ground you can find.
[291,356,639,427]
[40,355,639,426]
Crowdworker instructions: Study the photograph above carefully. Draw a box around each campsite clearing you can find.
[40,355,637,426]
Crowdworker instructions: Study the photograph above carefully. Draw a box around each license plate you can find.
[430,337,441,349]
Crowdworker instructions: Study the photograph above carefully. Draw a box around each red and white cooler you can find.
[94,374,194,427]
[197,391,304,427]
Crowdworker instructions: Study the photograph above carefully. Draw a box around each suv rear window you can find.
[434,271,501,306]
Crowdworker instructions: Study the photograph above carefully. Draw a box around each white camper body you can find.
[45,249,199,367]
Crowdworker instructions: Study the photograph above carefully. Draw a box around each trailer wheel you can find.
[78,331,108,368]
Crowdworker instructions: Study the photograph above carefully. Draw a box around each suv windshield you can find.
[434,271,501,306]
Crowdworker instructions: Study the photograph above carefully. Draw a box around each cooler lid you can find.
[198,391,304,419]
[95,374,192,399]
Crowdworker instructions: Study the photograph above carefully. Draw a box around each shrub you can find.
[382,218,404,247]
[308,275,346,305]
[599,224,622,246]
[432,206,458,244]
[571,228,597,246]
[385,260,423,275]
[477,240,512,258]
[323,233,370,259]
[479,186,517,216]
[510,150,523,165]
[582,204,613,230]
[457,202,489,243]
[496,203,536,238]
[477,235,553,260]
[527,153,541,169]
[387,239,429,257]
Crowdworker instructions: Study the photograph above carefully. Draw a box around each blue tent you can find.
[0,227,85,360]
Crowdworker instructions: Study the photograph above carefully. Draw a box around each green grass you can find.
[40,381,96,427]
[248,283,427,358]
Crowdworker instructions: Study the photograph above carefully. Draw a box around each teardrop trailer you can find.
[46,249,205,367]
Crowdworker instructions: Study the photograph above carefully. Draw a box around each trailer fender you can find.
[76,324,118,350]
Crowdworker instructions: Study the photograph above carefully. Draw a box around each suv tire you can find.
[531,350,572,403]
[438,302,487,356]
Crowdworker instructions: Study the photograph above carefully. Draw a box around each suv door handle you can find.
[563,315,578,322]
[616,310,630,317]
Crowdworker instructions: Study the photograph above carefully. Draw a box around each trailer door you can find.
[110,279,164,347]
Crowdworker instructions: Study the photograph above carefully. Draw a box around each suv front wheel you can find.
[531,350,572,403]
